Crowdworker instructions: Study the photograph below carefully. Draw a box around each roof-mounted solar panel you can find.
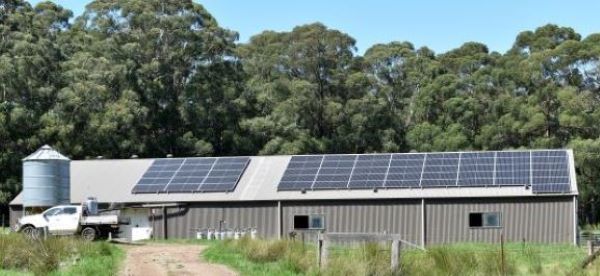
[420,153,460,187]
[384,154,424,188]
[495,151,530,186]
[277,155,323,191]
[347,154,389,189]
[531,150,571,193]
[131,158,184,193]
[131,156,250,194]
[276,150,573,194]
[457,152,495,186]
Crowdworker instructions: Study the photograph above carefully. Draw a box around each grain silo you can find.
[22,145,70,208]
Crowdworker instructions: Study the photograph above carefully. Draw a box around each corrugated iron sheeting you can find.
[426,197,574,244]
[152,202,278,239]
[281,200,422,245]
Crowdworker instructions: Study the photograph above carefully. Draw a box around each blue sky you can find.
[28,0,600,55]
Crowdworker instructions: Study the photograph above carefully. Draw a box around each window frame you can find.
[468,212,502,229]
[43,207,63,217]
[61,207,77,215]
[293,214,325,230]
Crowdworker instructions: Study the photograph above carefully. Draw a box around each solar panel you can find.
[277,155,323,191]
[457,152,495,186]
[531,151,571,193]
[384,154,424,188]
[495,151,530,186]
[276,150,573,193]
[313,155,356,190]
[131,158,185,193]
[420,153,460,187]
[348,154,390,189]
[198,157,250,192]
[163,158,216,193]
[132,157,250,194]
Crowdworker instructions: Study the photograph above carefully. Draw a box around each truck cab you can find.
[15,205,119,240]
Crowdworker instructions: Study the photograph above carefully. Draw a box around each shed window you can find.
[469,212,501,228]
[293,215,324,230]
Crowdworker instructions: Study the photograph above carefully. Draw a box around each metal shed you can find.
[9,150,578,245]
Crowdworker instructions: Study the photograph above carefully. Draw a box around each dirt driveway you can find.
[119,243,237,276]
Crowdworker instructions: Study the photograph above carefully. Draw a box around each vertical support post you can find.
[574,195,578,246]
[150,208,155,240]
[317,234,322,268]
[391,240,401,272]
[277,201,282,240]
[588,240,595,256]
[421,198,426,247]
[162,206,168,239]
[500,231,505,276]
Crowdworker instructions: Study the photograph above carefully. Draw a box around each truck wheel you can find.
[81,227,97,241]
[20,225,40,239]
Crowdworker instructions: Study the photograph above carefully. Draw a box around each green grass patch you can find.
[0,234,122,276]
[201,237,600,276]
[203,239,306,276]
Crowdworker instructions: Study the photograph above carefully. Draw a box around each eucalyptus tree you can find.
[0,0,71,203]
[238,23,359,154]
[47,0,243,158]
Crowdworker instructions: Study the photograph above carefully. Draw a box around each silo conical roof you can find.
[23,145,70,161]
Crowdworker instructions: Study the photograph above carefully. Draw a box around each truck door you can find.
[55,207,80,234]
[45,207,79,235]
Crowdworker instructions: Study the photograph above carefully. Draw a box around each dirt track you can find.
[119,243,237,276]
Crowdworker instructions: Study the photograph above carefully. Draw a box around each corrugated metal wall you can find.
[282,199,422,245]
[152,202,278,239]
[9,205,23,228]
[426,197,575,244]
[141,196,575,245]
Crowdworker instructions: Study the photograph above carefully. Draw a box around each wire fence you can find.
[308,231,593,259]
[580,232,600,245]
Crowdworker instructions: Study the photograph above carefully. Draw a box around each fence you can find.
[316,232,425,272]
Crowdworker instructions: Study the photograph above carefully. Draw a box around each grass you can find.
[202,239,310,276]
[0,233,123,276]
[201,237,600,276]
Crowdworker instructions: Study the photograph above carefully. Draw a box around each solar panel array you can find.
[132,157,250,194]
[277,150,572,193]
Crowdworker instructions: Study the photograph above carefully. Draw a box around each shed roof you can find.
[10,150,578,205]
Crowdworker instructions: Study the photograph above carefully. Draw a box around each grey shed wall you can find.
[281,199,423,245]
[145,196,575,245]
[425,196,575,244]
[9,205,23,228]
[151,202,279,239]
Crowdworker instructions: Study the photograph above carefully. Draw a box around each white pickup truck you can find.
[15,205,120,241]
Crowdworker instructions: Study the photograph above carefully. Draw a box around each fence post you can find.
[317,234,323,268]
[391,239,401,272]
[588,240,595,256]
[322,235,330,267]
[500,231,505,276]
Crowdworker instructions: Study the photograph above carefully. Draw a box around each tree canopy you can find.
[2,0,600,223]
